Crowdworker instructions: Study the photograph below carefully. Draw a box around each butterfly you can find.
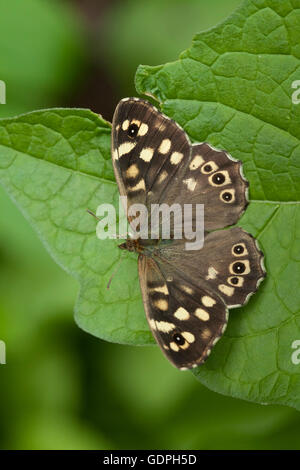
[111,97,266,370]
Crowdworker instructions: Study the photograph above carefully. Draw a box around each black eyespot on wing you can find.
[233,245,244,255]
[232,261,246,274]
[212,173,226,185]
[203,164,212,173]
[173,333,185,345]
[127,123,138,138]
[222,191,232,202]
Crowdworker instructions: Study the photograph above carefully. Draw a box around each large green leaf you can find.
[135,0,300,409]
[0,0,299,410]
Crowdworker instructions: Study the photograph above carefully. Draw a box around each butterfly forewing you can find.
[164,143,249,230]
[111,98,191,235]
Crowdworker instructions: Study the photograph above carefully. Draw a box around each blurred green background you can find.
[0,0,300,450]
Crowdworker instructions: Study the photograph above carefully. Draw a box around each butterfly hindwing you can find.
[138,255,228,369]
[156,227,266,308]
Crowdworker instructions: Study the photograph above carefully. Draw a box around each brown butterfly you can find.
[111,97,266,370]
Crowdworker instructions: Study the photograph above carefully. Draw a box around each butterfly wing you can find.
[138,254,228,369]
[111,98,191,214]
[157,227,266,308]
[164,143,249,230]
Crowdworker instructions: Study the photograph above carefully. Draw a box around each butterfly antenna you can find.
[107,252,126,290]
[87,209,128,239]
[86,209,100,220]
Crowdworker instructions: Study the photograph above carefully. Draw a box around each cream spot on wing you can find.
[174,307,190,321]
[158,171,168,183]
[159,138,171,154]
[170,342,179,352]
[170,151,184,165]
[140,147,154,162]
[129,179,146,192]
[158,139,171,155]
[201,328,211,340]
[149,319,156,330]
[195,308,210,321]
[131,119,141,126]
[126,164,139,178]
[156,321,175,333]
[122,119,129,130]
[182,331,195,343]
[218,284,234,296]
[154,121,166,131]
[113,148,118,160]
[118,142,136,157]
[212,337,220,346]
[153,299,168,311]
[202,296,216,307]
[163,344,169,350]
[183,178,197,191]
[181,285,194,294]
[189,155,204,170]
[205,266,218,280]
[152,284,168,295]
[138,123,149,136]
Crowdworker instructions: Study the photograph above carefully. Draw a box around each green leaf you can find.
[135,0,300,409]
[0,108,152,346]
[0,0,300,411]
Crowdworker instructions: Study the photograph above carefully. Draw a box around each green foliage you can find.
[0,0,84,117]
[0,0,299,413]
[100,0,241,95]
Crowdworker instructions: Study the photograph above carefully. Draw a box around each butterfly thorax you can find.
[119,237,173,254]
[119,238,144,253]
